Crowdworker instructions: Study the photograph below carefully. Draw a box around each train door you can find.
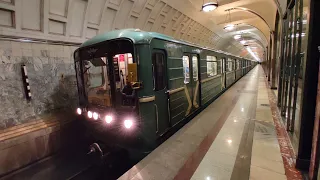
[234,59,237,80]
[152,50,169,136]
[242,60,245,75]
[241,59,244,76]
[182,53,200,116]
[221,57,226,89]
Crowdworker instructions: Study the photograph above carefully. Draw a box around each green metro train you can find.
[74,29,257,156]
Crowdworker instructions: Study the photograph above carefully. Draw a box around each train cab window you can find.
[113,53,138,107]
[206,56,217,77]
[86,59,106,88]
[76,39,136,108]
[182,56,190,84]
[192,56,199,81]
[113,53,135,91]
[82,57,112,107]
[152,52,166,91]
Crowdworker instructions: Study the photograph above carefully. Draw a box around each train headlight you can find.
[87,111,93,118]
[93,112,99,120]
[76,108,82,115]
[105,115,113,124]
[124,119,133,129]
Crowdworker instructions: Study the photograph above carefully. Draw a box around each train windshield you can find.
[84,57,112,107]
[75,40,137,108]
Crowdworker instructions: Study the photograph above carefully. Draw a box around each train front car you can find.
[74,35,149,156]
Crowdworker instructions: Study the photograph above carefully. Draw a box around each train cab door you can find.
[152,50,169,136]
[183,53,200,116]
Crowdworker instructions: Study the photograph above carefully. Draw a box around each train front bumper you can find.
[77,114,148,151]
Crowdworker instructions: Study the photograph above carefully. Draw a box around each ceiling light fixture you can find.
[240,40,247,44]
[20,39,32,42]
[224,9,235,31]
[247,47,260,61]
[234,34,242,40]
[224,24,235,31]
[202,0,219,12]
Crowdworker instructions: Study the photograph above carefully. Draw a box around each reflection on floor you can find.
[119,66,302,180]
[250,74,286,180]
[273,78,303,155]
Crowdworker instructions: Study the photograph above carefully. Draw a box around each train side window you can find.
[232,59,235,70]
[221,58,225,73]
[152,52,166,91]
[219,60,222,74]
[226,60,229,72]
[192,56,199,81]
[227,58,233,72]
[237,60,240,69]
[206,56,217,77]
[182,56,190,84]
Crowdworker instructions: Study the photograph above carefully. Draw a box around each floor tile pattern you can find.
[263,74,303,180]
[119,66,301,180]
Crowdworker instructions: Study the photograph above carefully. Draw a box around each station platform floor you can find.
[119,66,303,180]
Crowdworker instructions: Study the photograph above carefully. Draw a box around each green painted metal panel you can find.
[81,29,176,48]
[135,45,154,97]
[226,72,235,87]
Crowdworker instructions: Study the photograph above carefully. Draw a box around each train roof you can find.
[80,29,254,61]
[80,29,175,48]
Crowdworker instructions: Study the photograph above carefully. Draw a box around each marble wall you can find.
[0,40,79,129]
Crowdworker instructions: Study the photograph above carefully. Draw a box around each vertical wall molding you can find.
[65,0,73,37]
[81,0,91,38]
[43,0,49,35]
[14,0,21,30]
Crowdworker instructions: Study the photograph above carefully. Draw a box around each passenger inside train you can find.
[121,80,135,106]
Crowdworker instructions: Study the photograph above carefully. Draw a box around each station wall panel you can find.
[0,0,243,52]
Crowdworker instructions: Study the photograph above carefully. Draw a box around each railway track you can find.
[1,149,135,180]
[65,165,95,180]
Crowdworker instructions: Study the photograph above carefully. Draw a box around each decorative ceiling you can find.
[187,0,279,60]
[0,0,287,61]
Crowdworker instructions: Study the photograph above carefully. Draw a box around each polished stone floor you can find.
[119,66,298,180]
[249,73,286,180]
